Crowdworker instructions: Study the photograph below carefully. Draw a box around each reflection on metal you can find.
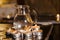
[37,21,60,25]
[37,22,52,25]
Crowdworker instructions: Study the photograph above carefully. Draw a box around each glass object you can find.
[12,0,43,40]
[13,5,33,30]
[12,5,34,40]
[30,9,38,24]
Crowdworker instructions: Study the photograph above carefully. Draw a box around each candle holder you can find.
[36,30,43,40]
[25,31,32,40]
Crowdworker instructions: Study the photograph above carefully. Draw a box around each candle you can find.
[57,14,60,21]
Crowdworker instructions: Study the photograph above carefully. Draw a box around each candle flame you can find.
[57,14,60,21]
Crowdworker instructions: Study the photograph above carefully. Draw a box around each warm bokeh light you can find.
[7,15,11,19]
[0,0,3,5]
[0,0,7,5]
[57,14,60,21]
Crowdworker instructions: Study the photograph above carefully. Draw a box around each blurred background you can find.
[0,0,59,40]
[0,0,59,21]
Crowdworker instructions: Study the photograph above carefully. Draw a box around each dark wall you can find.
[26,0,60,15]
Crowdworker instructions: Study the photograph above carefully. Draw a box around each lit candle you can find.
[57,14,60,21]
